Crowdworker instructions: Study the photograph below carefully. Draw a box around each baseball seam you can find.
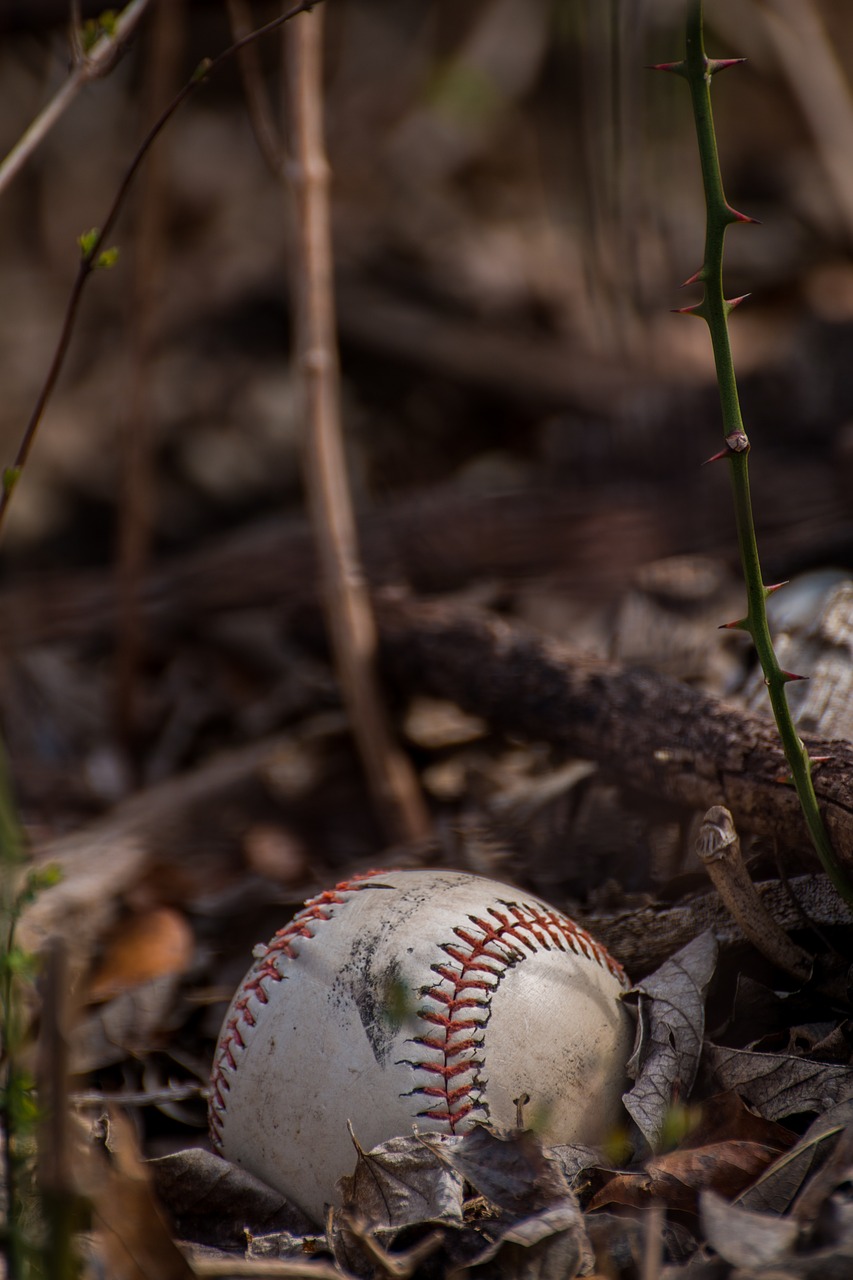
[209,872,626,1150]
[402,900,626,1131]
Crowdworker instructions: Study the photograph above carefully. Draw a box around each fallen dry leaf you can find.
[701,1188,800,1269]
[149,1148,315,1247]
[623,931,718,1154]
[86,905,194,1001]
[685,1091,797,1153]
[430,1125,571,1216]
[703,1044,853,1120]
[737,1100,853,1215]
[589,1139,785,1213]
[337,1131,464,1233]
[70,973,183,1072]
[449,1201,592,1280]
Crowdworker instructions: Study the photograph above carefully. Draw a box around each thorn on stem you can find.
[682,267,706,287]
[726,205,761,226]
[708,58,746,75]
[725,294,750,312]
[764,581,789,596]
[780,671,809,683]
[673,302,706,317]
[648,60,688,77]
[719,617,749,632]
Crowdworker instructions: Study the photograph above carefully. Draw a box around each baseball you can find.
[209,869,633,1222]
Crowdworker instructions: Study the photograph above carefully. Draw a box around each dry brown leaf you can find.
[703,1043,853,1120]
[71,975,182,1072]
[685,1091,798,1153]
[449,1201,592,1280]
[589,1139,784,1213]
[86,906,194,1001]
[623,931,718,1154]
[700,1189,800,1269]
[150,1148,314,1247]
[432,1126,570,1216]
[337,1131,464,1232]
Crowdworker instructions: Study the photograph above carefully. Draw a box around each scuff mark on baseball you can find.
[209,869,633,1222]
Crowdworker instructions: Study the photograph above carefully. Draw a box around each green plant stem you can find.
[0,745,28,1279]
[678,0,853,905]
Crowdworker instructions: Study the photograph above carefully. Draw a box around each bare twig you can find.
[71,1083,206,1108]
[0,0,152,197]
[225,0,285,176]
[191,1261,342,1279]
[640,1203,664,1280]
[696,806,813,983]
[0,0,322,539]
[286,10,430,845]
[114,0,185,757]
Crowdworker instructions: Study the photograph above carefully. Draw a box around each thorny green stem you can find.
[672,1,853,905]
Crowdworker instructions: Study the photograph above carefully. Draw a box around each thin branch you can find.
[71,1083,205,1108]
[286,10,431,845]
[0,0,322,540]
[191,1261,342,1279]
[0,0,153,198]
[114,0,185,758]
[224,0,286,177]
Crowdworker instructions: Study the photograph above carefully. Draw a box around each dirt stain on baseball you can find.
[341,940,415,1065]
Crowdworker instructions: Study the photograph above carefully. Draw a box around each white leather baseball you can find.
[209,869,632,1222]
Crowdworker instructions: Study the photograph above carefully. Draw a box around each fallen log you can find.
[376,595,853,878]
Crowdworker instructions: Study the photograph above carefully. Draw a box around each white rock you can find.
[209,869,633,1222]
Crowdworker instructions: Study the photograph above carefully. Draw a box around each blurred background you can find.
[3,0,853,837]
[3,0,853,560]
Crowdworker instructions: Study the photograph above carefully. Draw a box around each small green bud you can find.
[96,246,120,270]
[2,466,20,495]
[77,227,101,258]
[81,10,118,53]
[15,863,62,910]
[192,57,213,84]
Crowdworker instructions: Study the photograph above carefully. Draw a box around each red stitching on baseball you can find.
[209,875,627,1150]
[208,870,387,1150]
[402,900,627,1132]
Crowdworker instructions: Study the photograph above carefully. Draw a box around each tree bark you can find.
[377,595,853,876]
